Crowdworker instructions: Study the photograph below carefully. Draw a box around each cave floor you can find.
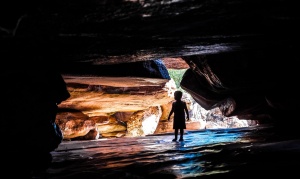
[46,125,300,178]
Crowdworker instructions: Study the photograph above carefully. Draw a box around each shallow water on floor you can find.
[47,125,300,178]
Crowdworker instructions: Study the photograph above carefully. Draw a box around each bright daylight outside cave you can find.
[56,57,257,141]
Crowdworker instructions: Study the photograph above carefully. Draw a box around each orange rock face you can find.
[57,75,177,139]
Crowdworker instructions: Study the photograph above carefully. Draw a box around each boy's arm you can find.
[167,109,173,121]
[184,102,190,121]
[168,103,174,121]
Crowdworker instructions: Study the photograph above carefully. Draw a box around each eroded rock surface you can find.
[57,75,176,139]
[57,72,254,140]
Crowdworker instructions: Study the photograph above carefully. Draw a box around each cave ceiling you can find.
[2,0,298,65]
[1,0,299,121]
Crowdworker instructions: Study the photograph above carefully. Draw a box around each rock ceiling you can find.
[1,0,299,125]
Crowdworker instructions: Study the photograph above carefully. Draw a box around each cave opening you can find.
[56,57,258,142]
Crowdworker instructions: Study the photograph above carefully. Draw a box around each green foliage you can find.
[167,69,187,90]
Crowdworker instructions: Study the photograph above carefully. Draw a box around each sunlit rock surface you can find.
[56,73,255,140]
[57,75,176,139]
[126,106,161,137]
[56,111,94,139]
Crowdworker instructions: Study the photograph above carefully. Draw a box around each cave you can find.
[1,0,299,178]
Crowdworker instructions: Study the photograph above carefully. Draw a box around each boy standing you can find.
[167,90,189,141]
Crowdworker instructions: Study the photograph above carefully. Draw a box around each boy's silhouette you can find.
[167,90,189,141]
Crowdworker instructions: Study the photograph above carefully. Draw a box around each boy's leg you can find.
[173,129,178,141]
[179,129,184,141]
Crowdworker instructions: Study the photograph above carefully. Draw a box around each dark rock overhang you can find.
[2,0,299,64]
[1,0,299,122]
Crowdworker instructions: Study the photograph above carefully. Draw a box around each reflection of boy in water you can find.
[167,90,189,141]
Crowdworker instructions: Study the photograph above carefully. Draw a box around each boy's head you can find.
[174,90,182,100]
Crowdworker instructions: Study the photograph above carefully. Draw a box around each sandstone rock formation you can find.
[1,0,299,177]
[56,75,175,139]
[56,61,254,140]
